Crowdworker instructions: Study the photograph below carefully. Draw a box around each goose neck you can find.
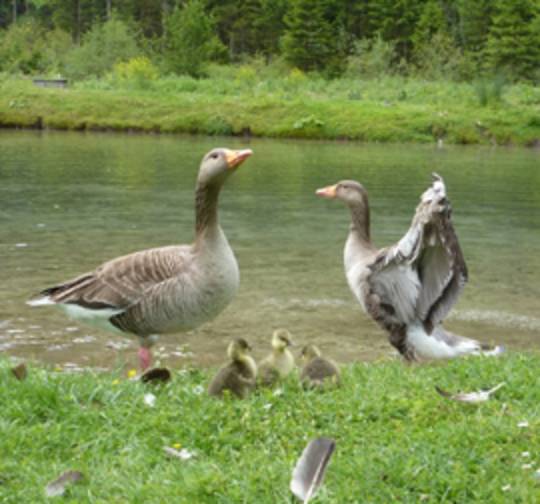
[349,204,371,245]
[195,182,221,236]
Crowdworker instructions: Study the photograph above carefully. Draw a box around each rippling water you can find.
[1,130,539,370]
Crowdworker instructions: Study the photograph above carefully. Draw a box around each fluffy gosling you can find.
[300,344,340,389]
[258,329,295,386]
[208,338,257,398]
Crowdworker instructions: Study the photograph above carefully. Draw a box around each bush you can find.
[63,17,139,80]
[164,0,225,78]
[473,74,508,107]
[413,32,469,81]
[0,19,71,75]
[346,36,397,79]
[112,56,159,89]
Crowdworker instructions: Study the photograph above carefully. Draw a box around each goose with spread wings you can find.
[316,174,503,361]
[27,148,253,370]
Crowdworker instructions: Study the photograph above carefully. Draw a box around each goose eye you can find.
[210,153,219,160]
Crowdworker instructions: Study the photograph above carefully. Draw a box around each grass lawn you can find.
[1,352,539,502]
[1,74,539,146]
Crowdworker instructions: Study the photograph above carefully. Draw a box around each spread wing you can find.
[29,245,191,311]
[368,174,468,330]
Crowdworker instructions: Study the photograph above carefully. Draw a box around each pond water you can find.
[1,130,539,371]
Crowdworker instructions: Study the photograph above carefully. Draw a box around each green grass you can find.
[1,73,539,146]
[1,353,539,502]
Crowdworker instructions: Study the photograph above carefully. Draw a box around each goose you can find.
[300,344,340,388]
[27,147,253,370]
[257,328,295,386]
[316,174,504,361]
[208,338,257,398]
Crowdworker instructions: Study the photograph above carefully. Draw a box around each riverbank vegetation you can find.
[1,73,539,145]
[0,1,539,144]
[1,353,539,502]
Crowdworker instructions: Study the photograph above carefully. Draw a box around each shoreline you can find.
[1,79,539,147]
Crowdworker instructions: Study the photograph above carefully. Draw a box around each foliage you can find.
[1,0,539,82]
[0,18,70,75]
[1,353,539,502]
[112,56,159,89]
[473,75,508,107]
[63,17,139,80]
[485,0,540,82]
[164,0,225,78]
[1,72,539,145]
[281,0,346,75]
[414,31,469,81]
[347,35,397,79]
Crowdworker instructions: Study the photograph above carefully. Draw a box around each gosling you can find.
[258,329,295,386]
[208,338,257,399]
[300,344,340,389]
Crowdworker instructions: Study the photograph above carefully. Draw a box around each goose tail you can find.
[405,323,505,360]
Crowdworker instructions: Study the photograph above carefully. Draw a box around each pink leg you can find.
[138,347,152,371]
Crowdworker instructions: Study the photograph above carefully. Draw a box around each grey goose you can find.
[316,174,504,361]
[28,148,253,370]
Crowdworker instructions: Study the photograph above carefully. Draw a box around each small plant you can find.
[293,115,324,129]
[346,35,396,79]
[113,56,159,89]
[474,74,507,107]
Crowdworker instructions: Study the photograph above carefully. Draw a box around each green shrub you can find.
[63,17,139,80]
[413,32,468,81]
[473,74,507,107]
[113,56,159,89]
[0,19,71,75]
[164,0,225,78]
[347,35,397,79]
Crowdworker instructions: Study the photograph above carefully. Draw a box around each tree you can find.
[486,0,540,80]
[281,0,346,74]
[164,0,225,77]
[63,16,139,78]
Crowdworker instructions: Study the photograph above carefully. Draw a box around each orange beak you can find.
[315,184,338,199]
[225,149,253,169]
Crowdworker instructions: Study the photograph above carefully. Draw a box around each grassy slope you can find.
[0,76,539,146]
[1,353,539,503]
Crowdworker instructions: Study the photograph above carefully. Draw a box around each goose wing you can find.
[368,174,467,330]
[30,245,191,311]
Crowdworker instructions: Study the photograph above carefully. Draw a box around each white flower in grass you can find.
[163,446,195,460]
[517,421,529,428]
[192,384,204,395]
[144,393,156,407]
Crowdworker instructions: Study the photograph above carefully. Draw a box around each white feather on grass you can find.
[290,437,335,503]
[45,470,83,497]
[435,382,505,404]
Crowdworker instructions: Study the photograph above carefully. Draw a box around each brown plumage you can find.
[27,148,253,370]
[208,338,257,399]
[316,174,504,361]
[300,345,340,389]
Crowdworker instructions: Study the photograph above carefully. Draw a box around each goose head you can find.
[198,148,253,187]
[301,344,322,361]
[315,180,368,209]
[227,337,252,362]
[272,329,294,351]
